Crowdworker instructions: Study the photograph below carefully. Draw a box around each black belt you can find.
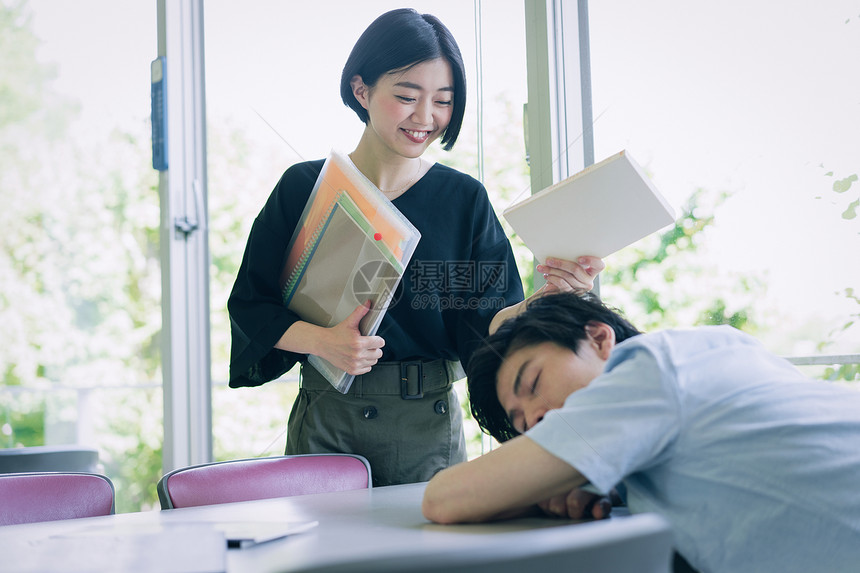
[300,359,450,399]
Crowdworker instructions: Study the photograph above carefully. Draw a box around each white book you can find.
[503,150,676,263]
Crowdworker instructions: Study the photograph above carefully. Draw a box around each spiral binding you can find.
[281,191,345,305]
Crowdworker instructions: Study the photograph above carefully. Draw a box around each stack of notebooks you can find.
[279,150,421,393]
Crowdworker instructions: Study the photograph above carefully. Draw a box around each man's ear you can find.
[350,75,370,110]
[584,321,616,360]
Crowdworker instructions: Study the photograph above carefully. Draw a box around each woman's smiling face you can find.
[353,57,455,158]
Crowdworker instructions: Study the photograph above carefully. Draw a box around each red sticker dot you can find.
[373,232,382,241]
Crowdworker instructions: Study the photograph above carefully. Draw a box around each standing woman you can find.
[227,8,602,486]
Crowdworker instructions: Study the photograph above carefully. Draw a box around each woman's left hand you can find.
[488,256,605,335]
[536,256,605,294]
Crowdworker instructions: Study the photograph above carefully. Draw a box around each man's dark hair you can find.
[340,8,467,151]
[467,292,642,443]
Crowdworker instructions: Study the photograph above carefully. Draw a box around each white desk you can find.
[0,482,673,573]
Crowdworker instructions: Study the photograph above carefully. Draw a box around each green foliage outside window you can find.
[1,1,856,512]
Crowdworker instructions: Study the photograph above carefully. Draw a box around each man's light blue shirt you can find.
[527,325,860,573]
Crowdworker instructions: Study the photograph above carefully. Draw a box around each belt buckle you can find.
[400,361,424,400]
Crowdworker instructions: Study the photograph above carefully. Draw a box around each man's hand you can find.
[536,488,612,520]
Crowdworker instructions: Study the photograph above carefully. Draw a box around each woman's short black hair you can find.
[340,8,466,151]
[467,292,642,443]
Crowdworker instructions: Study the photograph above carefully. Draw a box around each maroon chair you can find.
[156,454,372,509]
[0,472,115,526]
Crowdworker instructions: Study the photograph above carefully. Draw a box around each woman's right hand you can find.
[318,302,385,375]
[275,302,385,375]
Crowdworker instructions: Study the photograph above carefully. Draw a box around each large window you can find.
[0,1,162,511]
[587,0,860,377]
[2,0,532,512]
[5,0,854,514]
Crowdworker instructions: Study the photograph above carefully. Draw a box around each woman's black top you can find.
[227,159,524,388]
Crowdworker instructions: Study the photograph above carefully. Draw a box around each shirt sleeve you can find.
[227,162,321,388]
[525,342,682,493]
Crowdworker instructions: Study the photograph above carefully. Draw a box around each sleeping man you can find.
[422,292,860,573]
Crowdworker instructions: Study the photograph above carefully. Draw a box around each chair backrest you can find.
[0,445,100,474]
[157,453,372,509]
[0,472,115,526]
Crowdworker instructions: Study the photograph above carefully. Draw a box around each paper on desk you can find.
[216,520,319,549]
[10,523,226,573]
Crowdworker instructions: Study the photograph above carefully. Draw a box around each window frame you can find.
[160,0,857,472]
[524,0,858,372]
[157,0,213,473]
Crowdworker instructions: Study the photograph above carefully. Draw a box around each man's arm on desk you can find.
[422,434,593,524]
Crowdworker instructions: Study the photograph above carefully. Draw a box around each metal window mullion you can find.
[157,0,212,474]
[551,1,569,180]
[787,355,860,366]
[525,0,560,196]
[550,0,594,182]
[524,0,596,293]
